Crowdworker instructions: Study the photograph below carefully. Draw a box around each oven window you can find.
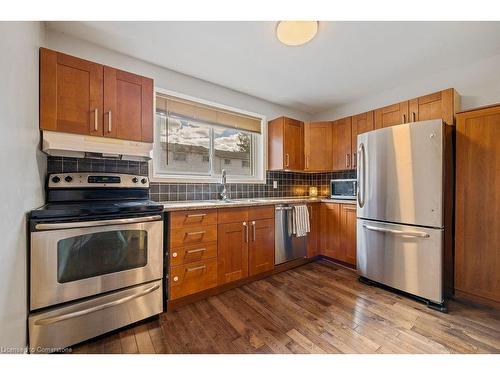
[57,230,148,283]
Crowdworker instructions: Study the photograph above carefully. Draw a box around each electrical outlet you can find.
[273,181,278,189]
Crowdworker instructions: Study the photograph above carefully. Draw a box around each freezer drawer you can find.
[357,219,443,303]
[28,280,163,352]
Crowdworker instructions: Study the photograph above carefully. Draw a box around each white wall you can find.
[312,52,500,121]
[0,22,46,350]
[45,28,310,122]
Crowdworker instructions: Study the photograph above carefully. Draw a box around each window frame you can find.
[150,87,267,184]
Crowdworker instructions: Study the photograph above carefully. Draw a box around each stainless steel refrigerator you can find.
[356,119,448,307]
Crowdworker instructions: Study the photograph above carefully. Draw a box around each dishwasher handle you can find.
[275,206,293,211]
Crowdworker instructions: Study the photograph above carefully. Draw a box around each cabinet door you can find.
[374,101,409,130]
[307,203,321,257]
[304,121,333,171]
[249,219,275,276]
[409,88,457,126]
[217,222,249,284]
[332,117,353,171]
[104,67,153,142]
[283,117,304,170]
[40,48,103,136]
[341,204,357,266]
[351,111,374,169]
[455,107,500,303]
[320,203,341,259]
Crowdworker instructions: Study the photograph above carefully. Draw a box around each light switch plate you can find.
[273,181,278,189]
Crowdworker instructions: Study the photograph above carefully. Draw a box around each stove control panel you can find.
[48,173,149,189]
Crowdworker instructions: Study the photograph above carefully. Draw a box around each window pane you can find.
[157,114,211,175]
[213,127,252,176]
[57,230,147,283]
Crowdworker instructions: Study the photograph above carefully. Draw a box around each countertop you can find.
[161,196,356,212]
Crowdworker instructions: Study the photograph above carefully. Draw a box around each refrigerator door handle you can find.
[363,224,430,238]
[357,143,366,208]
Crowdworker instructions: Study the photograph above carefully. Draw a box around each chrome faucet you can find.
[219,169,229,201]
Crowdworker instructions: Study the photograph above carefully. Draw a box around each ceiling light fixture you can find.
[276,21,319,46]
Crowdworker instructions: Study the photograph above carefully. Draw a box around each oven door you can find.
[30,215,163,310]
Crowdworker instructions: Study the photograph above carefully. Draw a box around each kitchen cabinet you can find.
[409,88,459,126]
[374,101,409,130]
[217,206,274,284]
[455,105,500,307]
[340,204,357,266]
[268,117,304,170]
[332,117,353,170]
[307,203,321,257]
[248,218,275,276]
[304,121,333,171]
[320,203,341,260]
[40,48,154,142]
[40,48,103,136]
[351,111,374,168]
[103,67,153,142]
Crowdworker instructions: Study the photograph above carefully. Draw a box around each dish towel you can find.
[292,205,310,237]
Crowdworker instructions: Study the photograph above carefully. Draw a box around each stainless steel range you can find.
[28,173,164,352]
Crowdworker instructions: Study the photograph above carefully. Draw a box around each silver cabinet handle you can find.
[411,112,416,122]
[357,143,365,208]
[243,221,248,243]
[34,283,160,326]
[107,110,112,133]
[93,108,99,131]
[285,154,290,167]
[345,153,350,168]
[401,114,406,124]
[252,221,256,242]
[363,224,430,238]
[185,231,206,236]
[186,265,206,272]
[35,215,162,230]
[186,213,207,218]
[352,152,356,168]
[186,248,206,254]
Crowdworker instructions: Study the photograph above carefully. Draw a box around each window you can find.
[153,91,265,183]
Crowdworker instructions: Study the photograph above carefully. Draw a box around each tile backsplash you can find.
[47,156,355,202]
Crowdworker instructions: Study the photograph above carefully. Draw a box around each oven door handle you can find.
[33,283,160,326]
[34,215,162,230]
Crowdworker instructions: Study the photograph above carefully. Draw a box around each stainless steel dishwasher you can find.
[275,204,307,265]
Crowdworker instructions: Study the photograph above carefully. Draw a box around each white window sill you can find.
[149,174,266,184]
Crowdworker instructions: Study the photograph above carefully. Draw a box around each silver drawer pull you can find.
[186,265,206,272]
[35,215,162,230]
[186,213,207,218]
[34,284,160,326]
[185,231,206,236]
[186,248,206,254]
[363,224,430,238]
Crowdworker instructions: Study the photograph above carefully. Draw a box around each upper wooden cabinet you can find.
[304,121,333,171]
[103,67,153,142]
[455,105,500,307]
[332,117,353,171]
[268,117,304,170]
[40,48,154,143]
[374,101,409,130]
[351,111,374,169]
[409,88,459,126]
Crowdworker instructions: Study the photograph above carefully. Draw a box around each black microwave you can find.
[330,179,357,200]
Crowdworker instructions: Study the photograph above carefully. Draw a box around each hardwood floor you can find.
[70,260,500,354]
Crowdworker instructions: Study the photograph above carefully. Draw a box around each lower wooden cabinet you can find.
[249,218,275,276]
[320,202,357,266]
[455,105,500,306]
[217,221,249,284]
[170,258,218,300]
[340,204,357,265]
[307,203,321,257]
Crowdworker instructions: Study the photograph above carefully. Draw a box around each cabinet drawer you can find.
[170,258,218,300]
[170,209,218,228]
[170,242,217,267]
[169,225,218,248]
[248,205,274,221]
[217,207,248,224]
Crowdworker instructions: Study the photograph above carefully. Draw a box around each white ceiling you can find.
[46,21,500,114]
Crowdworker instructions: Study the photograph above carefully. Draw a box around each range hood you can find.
[41,131,153,161]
